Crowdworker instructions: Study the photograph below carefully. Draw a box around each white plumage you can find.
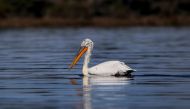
[89,61,133,76]
[70,38,135,77]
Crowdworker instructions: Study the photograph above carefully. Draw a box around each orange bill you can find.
[69,47,88,69]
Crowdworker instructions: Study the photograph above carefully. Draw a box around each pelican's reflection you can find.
[83,76,91,109]
[82,76,131,109]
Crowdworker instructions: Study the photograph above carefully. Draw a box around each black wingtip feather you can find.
[113,70,134,78]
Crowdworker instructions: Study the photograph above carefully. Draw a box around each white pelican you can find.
[69,38,135,77]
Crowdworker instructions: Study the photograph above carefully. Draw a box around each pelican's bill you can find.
[69,47,88,69]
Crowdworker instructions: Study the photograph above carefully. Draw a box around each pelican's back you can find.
[89,61,133,76]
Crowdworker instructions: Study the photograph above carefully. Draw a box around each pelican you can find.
[69,38,135,77]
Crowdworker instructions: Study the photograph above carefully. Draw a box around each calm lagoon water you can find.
[0,27,189,109]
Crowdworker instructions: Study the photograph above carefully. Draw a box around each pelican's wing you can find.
[89,61,133,76]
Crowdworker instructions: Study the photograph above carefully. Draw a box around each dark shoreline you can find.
[0,16,190,28]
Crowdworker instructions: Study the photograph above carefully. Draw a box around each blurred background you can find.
[0,0,190,27]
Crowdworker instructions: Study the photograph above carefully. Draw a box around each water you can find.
[0,27,189,109]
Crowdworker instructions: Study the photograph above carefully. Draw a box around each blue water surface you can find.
[0,27,189,109]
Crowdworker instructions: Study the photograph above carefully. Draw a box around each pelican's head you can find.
[69,38,93,69]
[81,38,93,48]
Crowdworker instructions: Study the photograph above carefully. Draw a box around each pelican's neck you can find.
[83,47,92,76]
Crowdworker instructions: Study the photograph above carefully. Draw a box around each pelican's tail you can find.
[114,69,135,78]
[124,69,135,78]
[127,69,135,73]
